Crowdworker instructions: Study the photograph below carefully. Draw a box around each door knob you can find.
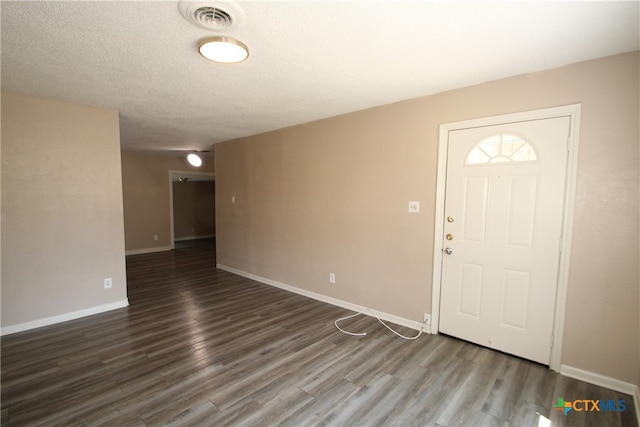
[444,247,454,255]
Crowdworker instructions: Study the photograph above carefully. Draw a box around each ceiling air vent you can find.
[178,1,246,31]
[194,7,232,30]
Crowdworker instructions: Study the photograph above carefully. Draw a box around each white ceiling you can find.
[2,1,638,154]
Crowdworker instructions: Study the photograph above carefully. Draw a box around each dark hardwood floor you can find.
[2,240,636,426]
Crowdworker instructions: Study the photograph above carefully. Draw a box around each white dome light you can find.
[198,36,249,63]
[187,153,203,167]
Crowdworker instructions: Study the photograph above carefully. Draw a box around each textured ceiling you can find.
[2,1,638,154]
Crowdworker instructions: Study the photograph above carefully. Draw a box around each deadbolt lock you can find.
[447,216,455,223]
[446,234,453,240]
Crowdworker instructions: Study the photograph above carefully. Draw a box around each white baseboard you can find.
[174,234,215,242]
[560,364,638,397]
[560,364,639,422]
[125,246,172,256]
[216,264,430,334]
[1,299,129,336]
[559,370,640,425]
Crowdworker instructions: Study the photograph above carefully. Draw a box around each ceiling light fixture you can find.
[198,36,249,63]
[187,153,203,167]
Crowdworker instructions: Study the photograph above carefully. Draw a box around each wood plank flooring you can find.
[2,241,637,426]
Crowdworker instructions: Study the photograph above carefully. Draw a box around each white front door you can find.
[438,116,570,365]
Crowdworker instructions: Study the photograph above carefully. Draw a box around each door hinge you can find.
[550,333,555,348]
[558,237,563,253]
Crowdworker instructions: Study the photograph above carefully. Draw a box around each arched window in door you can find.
[465,133,538,165]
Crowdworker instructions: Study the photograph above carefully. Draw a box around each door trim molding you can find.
[430,104,581,372]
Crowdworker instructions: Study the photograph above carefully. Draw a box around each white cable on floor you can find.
[334,312,427,340]
[334,312,367,336]
[376,316,424,340]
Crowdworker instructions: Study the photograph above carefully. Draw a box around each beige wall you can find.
[121,151,214,252]
[1,92,127,328]
[215,52,639,385]
[173,181,215,239]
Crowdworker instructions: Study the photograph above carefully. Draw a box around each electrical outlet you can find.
[329,273,336,284]
[423,313,431,326]
[153,235,159,241]
[104,278,113,289]
[409,201,420,213]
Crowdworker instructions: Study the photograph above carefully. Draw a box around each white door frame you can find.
[431,104,581,372]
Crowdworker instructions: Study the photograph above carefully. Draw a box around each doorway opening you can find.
[168,170,216,251]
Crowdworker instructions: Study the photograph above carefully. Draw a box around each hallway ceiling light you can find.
[187,153,203,167]
[198,36,249,63]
